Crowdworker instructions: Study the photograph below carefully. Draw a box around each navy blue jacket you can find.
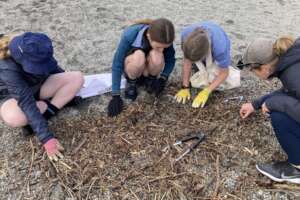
[252,38,300,124]
[111,24,176,95]
[0,58,63,144]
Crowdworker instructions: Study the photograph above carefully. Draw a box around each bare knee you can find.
[69,71,84,89]
[3,115,26,128]
[125,50,146,79]
[147,50,165,74]
[1,100,27,127]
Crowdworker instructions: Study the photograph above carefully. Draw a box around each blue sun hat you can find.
[8,32,58,75]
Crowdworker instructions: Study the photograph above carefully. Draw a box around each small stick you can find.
[209,141,256,156]
[59,160,72,170]
[273,184,300,191]
[148,172,188,183]
[200,144,225,157]
[209,141,237,149]
[212,155,220,199]
[73,137,88,154]
[262,188,299,195]
[160,191,167,200]
[53,171,76,199]
[120,136,133,145]
[27,139,35,194]
[243,147,255,156]
[50,160,60,173]
[225,192,242,200]
[130,189,140,200]
[85,178,98,200]
[17,139,35,200]
[154,150,169,166]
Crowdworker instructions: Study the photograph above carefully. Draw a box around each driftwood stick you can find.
[73,137,88,154]
[148,172,188,183]
[212,155,220,199]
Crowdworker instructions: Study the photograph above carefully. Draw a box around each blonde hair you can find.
[182,28,209,62]
[0,35,11,59]
[133,19,154,25]
[273,36,295,56]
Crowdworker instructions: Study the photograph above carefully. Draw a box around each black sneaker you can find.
[65,96,84,107]
[136,75,146,87]
[21,125,34,137]
[144,75,156,94]
[256,161,300,184]
[125,79,138,101]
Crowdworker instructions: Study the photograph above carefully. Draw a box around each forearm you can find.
[182,58,192,87]
[111,34,131,95]
[265,95,300,123]
[207,68,229,91]
[111,65,122,95]
[0,70,53,143]
[16,89,54,143]
[161,45,176,77]
[252,89,285,110]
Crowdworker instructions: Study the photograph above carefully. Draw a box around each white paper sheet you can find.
[76,73,126,98]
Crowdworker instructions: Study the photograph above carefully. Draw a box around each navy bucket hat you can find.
[8,32,58,75]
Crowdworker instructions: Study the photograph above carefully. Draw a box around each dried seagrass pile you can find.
[8,77,300,199]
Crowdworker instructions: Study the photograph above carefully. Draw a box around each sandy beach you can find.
[1,0,300,199]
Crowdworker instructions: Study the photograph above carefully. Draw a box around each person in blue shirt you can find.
[108,18,176,117]
[175,21,240,108]
[0,32,84,161]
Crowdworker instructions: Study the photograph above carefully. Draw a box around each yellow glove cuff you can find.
[202,87,211,95]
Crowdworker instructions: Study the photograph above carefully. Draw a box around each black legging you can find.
[271,111,300,165]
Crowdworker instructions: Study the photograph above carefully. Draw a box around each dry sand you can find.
[1,0,300,199]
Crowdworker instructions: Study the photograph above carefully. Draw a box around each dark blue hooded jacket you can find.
[0,58,63,143]
[252,38,300,124]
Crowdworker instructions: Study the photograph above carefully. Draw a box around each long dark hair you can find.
[134,18,175,44]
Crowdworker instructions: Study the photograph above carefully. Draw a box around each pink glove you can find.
[43,138,64,161]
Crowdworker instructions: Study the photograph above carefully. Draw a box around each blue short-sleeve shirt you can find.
[181,21,231,68]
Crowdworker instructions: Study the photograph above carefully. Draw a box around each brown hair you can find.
[0,35,11,59]
[182,28,209,62]
[273,36,295,56]
[134,18,175,44]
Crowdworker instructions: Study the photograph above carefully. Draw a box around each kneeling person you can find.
[0,32,84,161]
[239,36,300,184]
[108,18,176,117]
[175,21,240,108]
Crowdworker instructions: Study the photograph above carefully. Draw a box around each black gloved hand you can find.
[108,95,123,117]
[152,76,167,97]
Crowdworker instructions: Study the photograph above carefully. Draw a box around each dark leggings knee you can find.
[270,112,284,124]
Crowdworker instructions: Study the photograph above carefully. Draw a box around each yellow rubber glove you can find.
[174,88,191,104]
[192,87,211,108]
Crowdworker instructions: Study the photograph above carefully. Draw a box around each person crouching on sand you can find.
[107,18,176,117]
[239,36,300,184]
[175,21,240,107]
[0,32,84,161]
